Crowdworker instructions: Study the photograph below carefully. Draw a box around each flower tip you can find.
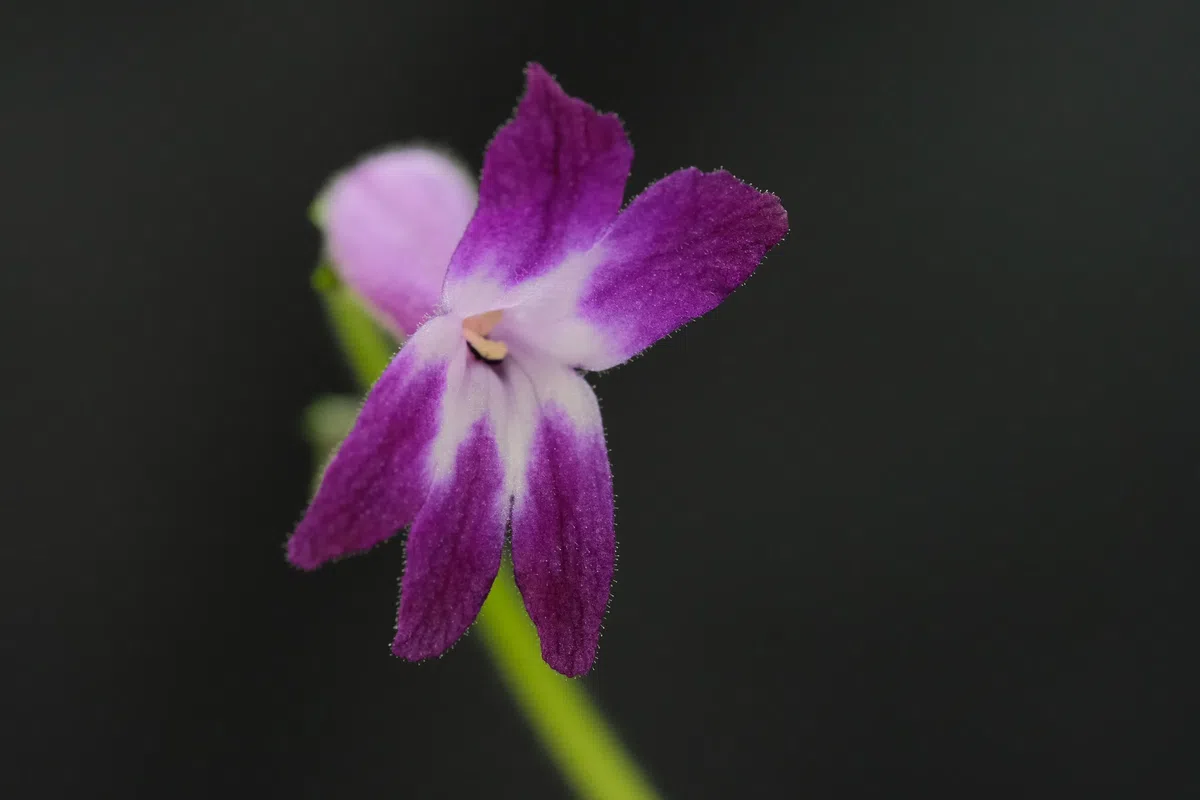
[547,654,593,679]
[285,534,323,571]
[767,193,790,244]
[390,633,438,663]
[522,61,568,100]
[767,191,789,228]
[539,639,597,678]
[524,60,551,81]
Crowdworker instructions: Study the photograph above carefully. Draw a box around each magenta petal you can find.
[580,168,788,369]
[445,63,633,291]
[511,387,614,677]
[287,329,451,570]
[392,417,506,661]
[323,147,477,334]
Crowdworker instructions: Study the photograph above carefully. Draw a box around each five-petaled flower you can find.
[288,63,788,676]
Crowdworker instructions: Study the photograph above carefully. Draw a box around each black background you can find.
[4,1,1198,797]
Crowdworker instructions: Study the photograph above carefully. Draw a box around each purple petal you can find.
[444,63,632,299]
[393,416,506,661]
[578,168,788,369]
[509,362,613,677]
[323,147,477,334]
[287,318,461,569]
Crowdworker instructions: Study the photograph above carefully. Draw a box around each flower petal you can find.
[507,354,614,677]
[573,168,788,370]
[287,316,462,570]
[393,330,509,660]
[443,63,632,310]
[392,417,506,661]
[322,147,477,334]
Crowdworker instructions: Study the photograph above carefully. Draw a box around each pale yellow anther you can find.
[462,310,508,362]
[463,310,503,337]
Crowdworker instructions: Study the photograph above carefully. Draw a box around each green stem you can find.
[476,564,659,800]
[315,270,660,800]
[312,263,397,386]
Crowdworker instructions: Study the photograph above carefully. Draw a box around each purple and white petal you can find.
[506,353,614,677]
[494,169,787,371]
[287,316,462,570]
[323,147,477,334]
[393,334,510,660]
[577,168,787,368]
[443,63,632,312]
[392,418,506,661]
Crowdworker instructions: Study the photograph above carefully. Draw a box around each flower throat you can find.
[462,310,508,363]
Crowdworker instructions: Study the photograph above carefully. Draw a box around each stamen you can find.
[462,310,507,363]
[463,310,503,337]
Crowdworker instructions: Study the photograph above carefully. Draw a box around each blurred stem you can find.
[312,263,396,386]
[314,266,660,800]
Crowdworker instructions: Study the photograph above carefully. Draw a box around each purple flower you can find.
[289,64,788,676]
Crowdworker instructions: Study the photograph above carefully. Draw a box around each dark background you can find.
[4,1,1198,796]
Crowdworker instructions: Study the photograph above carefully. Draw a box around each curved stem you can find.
[315,270,661,800]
